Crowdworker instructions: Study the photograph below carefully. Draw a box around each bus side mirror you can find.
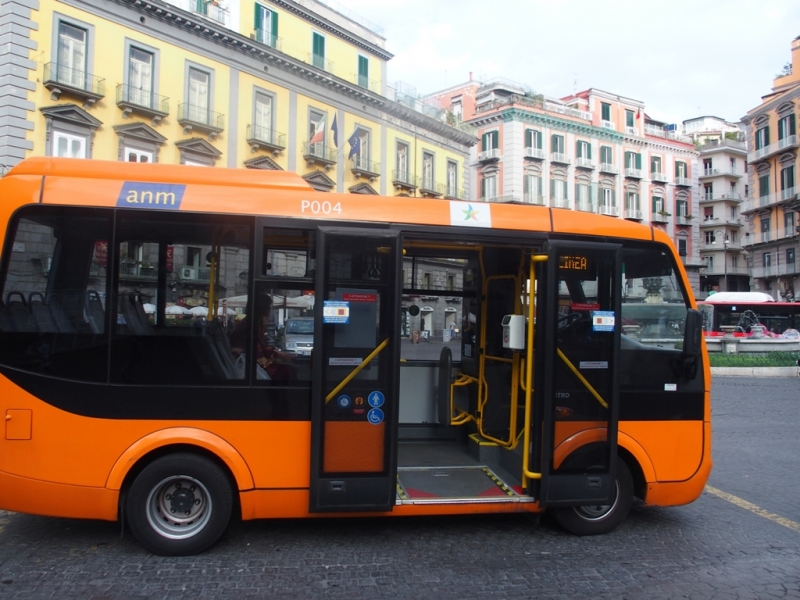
[682,309,702,380]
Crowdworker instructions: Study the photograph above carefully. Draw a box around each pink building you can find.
[428,79,703,294]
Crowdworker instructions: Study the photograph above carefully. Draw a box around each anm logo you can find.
[116,182,187,210]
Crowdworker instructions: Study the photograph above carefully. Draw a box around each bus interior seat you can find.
[0,301,15,332]
[187,323,235,381]
[28,292,59,333]
[206,321,240,378]
[6,292,35,332]
[85,290,105,334]
[120,293,153,335]
[49,293,77,333]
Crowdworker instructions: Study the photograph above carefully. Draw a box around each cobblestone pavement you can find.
[0,376,798,599]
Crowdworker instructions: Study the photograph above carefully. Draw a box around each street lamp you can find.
[713,230,730,292]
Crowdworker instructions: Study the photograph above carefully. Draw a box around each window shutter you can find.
[577,141,583,158]
[271,10,279,38]
[562,181,568,199]
[551,134,558,153]
[481,133,488,152]
[790,114,796,136]
[550,178,556,199]
[765,126,770,146]
[491,131,498,150]
[254,4,262,29]
[525,129,532,148]
[587,143,592,160]
[358,55,368,79]
[481,177,486,198]
[635,153,642,170]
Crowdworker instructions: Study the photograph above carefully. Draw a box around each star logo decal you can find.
[462,204,480,221]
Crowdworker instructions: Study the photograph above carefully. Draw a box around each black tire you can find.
[552,458,633,536]
[126,453,233,556]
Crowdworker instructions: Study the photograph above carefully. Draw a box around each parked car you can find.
[283,317,314,356]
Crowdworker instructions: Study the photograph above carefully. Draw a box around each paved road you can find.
[0,376,798,599]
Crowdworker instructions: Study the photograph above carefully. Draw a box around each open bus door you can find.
[533,241,622,508]
[309,227,401,512]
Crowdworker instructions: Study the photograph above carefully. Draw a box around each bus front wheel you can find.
[126,453,233,556]
[552,459,633,536]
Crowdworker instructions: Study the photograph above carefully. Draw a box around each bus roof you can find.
[3,157,658,243]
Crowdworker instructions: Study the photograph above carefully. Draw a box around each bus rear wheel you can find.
[552,459,633,536]
[126,453,233,556]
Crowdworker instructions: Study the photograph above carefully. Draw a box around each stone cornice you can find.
[741,84,800,125]
[270,0,392,61]
[471,108,624,142]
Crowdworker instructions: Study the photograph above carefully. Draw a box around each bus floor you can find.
[396,441,527,504]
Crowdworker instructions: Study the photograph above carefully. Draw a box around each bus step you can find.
[395,466,531,505]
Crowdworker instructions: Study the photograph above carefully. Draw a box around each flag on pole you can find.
[331,113,339,148]
[309,114,327,145]
[347,126,361,160]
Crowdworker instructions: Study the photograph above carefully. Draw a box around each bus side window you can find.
[0,206,112,382]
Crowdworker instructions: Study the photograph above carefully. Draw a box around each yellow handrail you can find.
[325,338,390,403]
[522,254,548,486]
[556,348,609,409]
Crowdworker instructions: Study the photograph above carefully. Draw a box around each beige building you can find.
[741,36,800,301]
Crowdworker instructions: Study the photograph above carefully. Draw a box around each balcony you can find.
[624,168,642,179]
[165,0,230,26]
[43,62,105,107]
[576,200,596,213]
[419,178,444,198]
[445,187,466,200]
[393,170,419,193]
[652,212,670,223]
[699,168,744,179]
[349,156,381,181]
[253,28,282,51]
[116,85,169,125]
[177,264,212,282]
[524,147,545,160]
[700,217,742,228]
[704,264,750,276]
[751,263,799,278]
[747,135,799,162]
[544,102,591,121]
[550,153,571,165]
[598,205,619,217]
[651,172,669,183]
[625,126,637,135]
[700,192,743,204]
[478,148,501,162]
[675,176,692,187]
[742,227,799,247]
[624,209,643,220]
[353,73,380,93]
[551,197,571,209]
[247,125,286,155]
[309,53,333,72]
[675,215,694,226]
[120,259,158,281]
[302,142,337,170]
[601,120,615,130]
[576,158,595,169]
[177,103,225,139]
[741,187,798,213]
[701,240,743,251]
[599,163,618,175]
[523,193,546,206]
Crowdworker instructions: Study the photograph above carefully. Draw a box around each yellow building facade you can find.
[0,0,473,197]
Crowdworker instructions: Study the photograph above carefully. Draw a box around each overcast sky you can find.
[333,0,800,125]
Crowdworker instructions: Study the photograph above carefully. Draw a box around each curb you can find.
[711,367,800,378]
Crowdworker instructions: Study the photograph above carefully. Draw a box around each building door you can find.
[310,227,400,512]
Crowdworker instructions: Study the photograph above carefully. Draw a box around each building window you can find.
[755,126,769,150]
[706,255,714,270]
[446,160,458,197]
[600,145,612,165]
[703,158,712,173]
[357,55,369,88]
[422,152,434,190]
[759,174,770,198]
[308,109,326,155]
[525,129,542,149]
[778,114,795,140]
[704,230,715,244]
[576,140,591,160]
[601,102,611,122]
[54,131,86,158]
[652,196,664,213]
[624,151,641,170]
[551,134,565,154]
[482,130,498,151]
[396,141,409,181]
[254,3,279,48]
[253,91,274,143]
[781,165,795,192]
[481,175,497,200]
[187,67,210,123]
[761,217,770,233]
[651,156,662,175]
[785,212,796,232]
[678,239,687,257]
[127,46,153,108]
[704,184,713,200]
[788,248,796,265]
[625,192,640,210]
[57,22,87,88]
[312,31,326,70]
[125,147,152,162]
[451,100,462,119]
[353,128,370,168]
[676,199,688,216]
[524,174,541,202]
[600,188,615,210]
[675,160,688,179]
[551,179,567,201]
[625,110,635,128]
[763,253,772,267]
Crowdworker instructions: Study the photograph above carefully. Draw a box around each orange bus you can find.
[0,158,711,555]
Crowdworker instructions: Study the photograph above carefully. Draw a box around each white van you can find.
[283,317,314,356]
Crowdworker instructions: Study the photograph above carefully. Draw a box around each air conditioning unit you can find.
[180,267,197,280]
